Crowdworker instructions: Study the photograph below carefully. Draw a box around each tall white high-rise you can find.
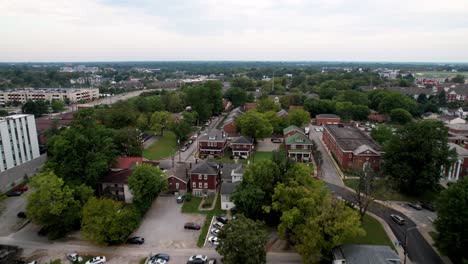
[0,114,40,172]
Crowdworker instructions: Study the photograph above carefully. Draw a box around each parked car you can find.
[85,256,106,264]
[390,214,405,225]
[150,253,170,262]
[420,202,435,212]
[305,127,310,135]
[6,190,22,197]
[181,146,188,152]
[177,195,185,203]
[208,236,220,246]
[27,261,38,264]
[188,255,208,264]
[37,226,48,236]
[271,138,282,143]
[207,259,217,264]
[407,202,422,210]
[149,258,167,264]
[127,237,145,244]
[17,212,27,218]
[216,216,228,224]
[213,222,224,229]
[184,222,201,230]
[66,252,84,262]
[210,228,220,236]
[15,186,29,191]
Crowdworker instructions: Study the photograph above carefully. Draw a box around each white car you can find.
[208,236,220,246]
[210,228,220,236]
[213,221,224,229]
[149,258,167,264]
[188,255,208,262]
[66,252,83,262]
[85,256,106,264]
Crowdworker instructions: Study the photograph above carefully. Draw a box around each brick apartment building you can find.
[315,114,341,125]
[198,129,228,158]
[189,160,220,196]
[323,124,382,171]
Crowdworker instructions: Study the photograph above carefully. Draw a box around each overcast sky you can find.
[1,0,468,62]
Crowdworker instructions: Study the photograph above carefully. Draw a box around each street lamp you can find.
[403,226,419,264]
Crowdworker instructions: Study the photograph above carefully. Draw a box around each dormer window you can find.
[295,138,304,143]
[209,136,215,140]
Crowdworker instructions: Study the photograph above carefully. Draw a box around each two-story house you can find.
[230,136,254,158]
[198,129,228,158]
[284,132,314,162]
[220,163,244,210]
[189,160,220,196]
[166,162,191,194]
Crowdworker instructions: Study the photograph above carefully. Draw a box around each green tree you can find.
[26,171,90,239]
[46,111,117,186]
[170,120,192,142]
[136,113,150,131]
[224,87,248,107]
[438,90,447,107]
[216,215,268,264]
[150,111,171,136]
[390,108,412,125]
[257,98,280,113]
[81,197,140,245]
[128,164,167,213]
[383,120,456,194]
[235,111,273,142]
[318,86,337,100]
[231,160,280,220]
[434,177,468,263]
[22,100,49,117]
[271,165,364,262]
[304,99,336,117]
[378,92,417,115]
[113,127,143,157]
[370,125,393,145]
[337,90,368,106]
[451,74,465,84]
[51,100,65,113]
[231,77,256,90]
[288,109,310,127]
[182,111,199,125]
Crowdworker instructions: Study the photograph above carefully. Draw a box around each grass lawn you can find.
[252,151,273,162]
[143,131,178,160]
[343,178,440,202]
[180,193,225,247]
[344,214,395,250]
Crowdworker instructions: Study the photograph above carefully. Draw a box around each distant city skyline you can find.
[1,0,468,62]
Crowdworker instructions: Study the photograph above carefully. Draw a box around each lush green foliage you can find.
[26,171,92,239]
[390,108,412,124]
[224,87,249,107]
[81,197,140,245]
[287,109,310,127]
[22,100,49,117]
[216,215,268,264]
[128,164,167,214]
[383,120,456,194]
[435,177,468,263]
[236,111,273,141]
[370,125,393,145]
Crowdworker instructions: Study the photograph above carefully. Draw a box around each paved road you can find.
[327,183,443,264]
[308,127,344,186]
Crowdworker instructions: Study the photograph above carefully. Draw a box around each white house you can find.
[220,182,240,210]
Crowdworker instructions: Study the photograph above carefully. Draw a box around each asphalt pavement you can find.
[327,183,443,264]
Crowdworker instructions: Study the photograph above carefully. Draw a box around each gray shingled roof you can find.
[189,161,219,175]
[316,113,340,119]
[221,163,244,181]
[332,245,400,264]
[199,129,226,141]
[231,136,253,145]
[325,124,381,151]
[221,182,240,195]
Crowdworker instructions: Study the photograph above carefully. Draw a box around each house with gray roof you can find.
[221,163,245,183]
[198,129,228,158]
[230,136,254,158]
[189,160,220,196]
[332,245,400,264]
[220,182,240,210]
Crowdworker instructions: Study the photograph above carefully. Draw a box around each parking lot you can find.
[132,196,206,249]
[389,202,437,232]
[256,138,280,152]
[0,192,29,236]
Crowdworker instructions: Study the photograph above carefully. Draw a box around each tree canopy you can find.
[383,120,456,194]
[128,163,167,214]
[235,111,273,141]
[370,125,393,145]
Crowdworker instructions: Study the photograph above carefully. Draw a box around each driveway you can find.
[308,125,344,186]
[0,192,29,236]
[132,196,206,249]
[256,139,280,152]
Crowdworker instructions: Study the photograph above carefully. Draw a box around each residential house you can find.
[189,160,220,196]
[222,107,244,136]
[230,136,254,158]
[368,110,389,123]
[283,125,304,138]
[439,115,466,125]
[446,143,468,182]
[446,123,468,134]
[198,129,228,158]
[166,162,191,194]
[422,112,439,120]
[220,182,240,210]
[323,124,383,171]
[332,245,400,264]
[221,163,245,183]
[276,109,288,117]
[284,132,314,162]
[315,114,341,125]
[438,83,468,102]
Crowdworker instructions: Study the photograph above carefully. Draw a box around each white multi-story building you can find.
[0,88,99,105]
[0,114,40,172]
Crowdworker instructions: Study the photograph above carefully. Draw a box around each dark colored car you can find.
[184,222,201,230]
[216,216,228,224]
[407,202,422,210]
[271,138,282,143]
[177,195,185,204]
[15,186,29,192]
[151,253,170,261]
[17,212,27,218]
[420,202,435,212]
[38,226,49,236]
[187,260,205,264]
[127,237,145,244]
[390,214,405,225]
[6,190,23,197]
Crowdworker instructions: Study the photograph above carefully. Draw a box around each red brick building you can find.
[198,129,228,158]
[230,136,254,158]
[368,110,389,123]
[315,114,341,125]
[222,107,244,136]
[189,161,220,196]
[166,162,191,194]
[283,125,304,138]
[323,124,382,172]
[447,143,468,182]
[284,133,313,162]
